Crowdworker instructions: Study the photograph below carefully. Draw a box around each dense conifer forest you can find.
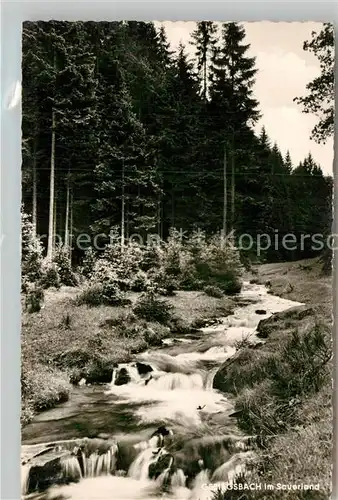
[22,21,333,264]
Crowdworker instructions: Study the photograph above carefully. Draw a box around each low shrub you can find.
[143,324,168,346]
[103,241,144,283]
[140,244,161,272]
[130,270,150,292]
[60,312,72,329]
[104,312,169,347]
[235,382,288,435]
[133,289,174,324]
[168,316,194,334]
[76,283,105,307]
[158,230,243,294]
[204,285,224,298]
[115,321,146,339]
[213,269,242,295]
[213,348,276,395]
[268,325,331,399]
[149,268,178,295]
[234,335,254,351]
[40,261,61,289]
[24,285,45,313]
[53,245,79,286]
[80,247,97,279]
[21,361,71,425]
[101,311,137,328]
[21,208,43,289]
[77,281,128,307]
[52,348,93,370]
[52,347,119,385]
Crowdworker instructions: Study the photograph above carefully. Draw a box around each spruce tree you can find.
[92,53,159,241]
[284,150,293,173]
[207,22,261,233]
[190,21,217,99]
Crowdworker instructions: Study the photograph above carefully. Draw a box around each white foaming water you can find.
[21,464,31,496]
[129,447,164,481]
[23,283,304,500]
[174,345,236,363]
[43,476,162,500]
[211,451,256,482]
[148,372,204,391]
[171,468,187,488]
[59,444,118,480]
[136,352,200,374]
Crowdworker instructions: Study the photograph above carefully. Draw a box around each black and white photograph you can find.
[21,20,333,499]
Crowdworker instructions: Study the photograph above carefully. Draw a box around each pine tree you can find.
[294,23,334,143]
[284,150,293,173]
[92,52,159,240]
[190,21,217,99]
[207,22,261,233]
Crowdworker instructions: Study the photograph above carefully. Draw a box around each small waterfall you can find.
[191,469,210,489]
[22,443,119,496]
[80,445,117,478]
[171,468,186,488]
[21,464,31,496]
[110,369,116,386]
[136,352,199,375]
[60,455,82,480]
[60,445,118,480]
[205,367,219,390]
[129,447,163,481]
[148,372,204,391]
[155,456,174,488]
[211,451,255,483]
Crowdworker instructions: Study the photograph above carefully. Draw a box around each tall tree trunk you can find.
[32,136,38,237]
[222,144,227,237]
[121,159,125,250]
[69,189,73,263]
[157,195,161,238]
[231,142,235,232]
[53,190,57,251]
[126,197,130,240]
[64,169,70,250]
[203,57,207,99]
[171,183,175,228]
[137,184,142,237]
[47,110,56,261]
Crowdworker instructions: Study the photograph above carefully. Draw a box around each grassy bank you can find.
[214,257,332,499]
[21,286,234,427]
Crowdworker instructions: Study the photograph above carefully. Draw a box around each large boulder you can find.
[256,305,314,339]
[22,438,118,495]
[212,350,249,393]
[136,361,153,376]
[148,452,174,480]
[114,367,131,386]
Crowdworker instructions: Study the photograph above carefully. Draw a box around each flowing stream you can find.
[21,283,303,500]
